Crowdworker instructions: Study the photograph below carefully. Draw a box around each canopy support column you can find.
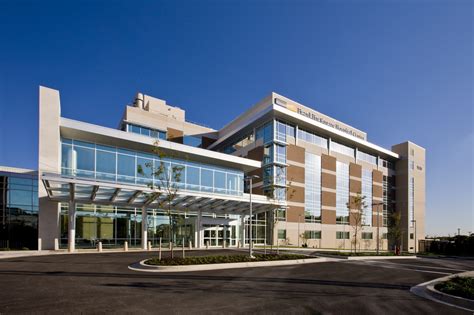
[141,206,148,250]
[68,201,76,252]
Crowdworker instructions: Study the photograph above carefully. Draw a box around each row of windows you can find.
[331,141,355,157]
[277,230,385,240]
[61,138,244,196]
[126,123,167,140]
[357,150,377,165]
[0,175,39,211]
[409,176,415,227]
[297,128,328,148]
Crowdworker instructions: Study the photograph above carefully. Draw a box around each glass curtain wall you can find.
[0,172,38,250]
[336,162,349,224]
[60,203,195,249]
[305,152,321,223]
[361,169,372,226]
[61,138,243,196]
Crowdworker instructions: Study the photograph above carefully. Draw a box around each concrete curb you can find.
[347,255,418,260]
[410,271,474,312]
[129,257,335,273]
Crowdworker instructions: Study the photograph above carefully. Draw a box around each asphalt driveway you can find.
[0,250,471,314]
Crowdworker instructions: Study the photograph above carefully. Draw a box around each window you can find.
[278,229,286,240]
[409,177,415,227]
[275,144,286,164]
[127,123,166,140]
[200,169,213,192]
[331,141,355,157]
[186,166,200,189]
[183,136,202,148]
[361,169,372,226]
[305,152,321,223]
[297,128,328,148]
[410,233,414,240]
[410,149,414,156]
[382,233,388,239]
[336,231,350,239]
[275,120,287,143]
[275,208,286,221]
[96,149,116,181]
[263,122,273,144]
[336,162,349,225]
[358,151,377,165]
[410,160,414,170]
[304,230,321,239]
[362,232,373,240]
[75,146,95,177]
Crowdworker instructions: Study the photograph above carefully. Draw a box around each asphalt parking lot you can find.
[0,249,472,314]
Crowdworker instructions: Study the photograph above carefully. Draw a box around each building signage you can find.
[274,98,366,140]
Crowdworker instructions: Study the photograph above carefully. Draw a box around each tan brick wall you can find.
[322,209,336,224]
[349,162,362,177]
[287,205,305,223]
[373,185,383,198]
[287,144,305,163]
[322,172,336,189]
[287,185,304,203]
[373,169,383,183]
[287,164,304,183]
[350,179,361,194]
[322,191,336,207]
[322,154,336,171]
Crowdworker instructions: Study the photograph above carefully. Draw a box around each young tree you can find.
[347,193,367,254]
[137,140,184,259]
[388,211,402,255]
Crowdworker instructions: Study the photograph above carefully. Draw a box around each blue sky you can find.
[0,0,472,236]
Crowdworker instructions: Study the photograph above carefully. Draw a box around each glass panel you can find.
[61,144,73,169]
[227,173,238,193]
[75,146,95,173]
[96,150,116,175]
[186,166,200,190]
[214,171,226,193]
[201,169,213,191]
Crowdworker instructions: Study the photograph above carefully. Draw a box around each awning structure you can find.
[41,173,286,215]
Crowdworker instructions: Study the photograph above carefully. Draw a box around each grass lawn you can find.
[145,253,310,266]
[434,276,474,300]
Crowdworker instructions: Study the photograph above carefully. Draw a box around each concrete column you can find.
[38,86,62,250]
[240,215,246,247]
[141,206,148,250]
[67,201,76,252]
[196,209,202,248]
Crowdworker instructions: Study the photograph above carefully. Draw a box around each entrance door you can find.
[203,224,232,247]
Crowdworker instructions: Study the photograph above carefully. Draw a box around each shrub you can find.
[435,276,474,300]
[145,254,309,266]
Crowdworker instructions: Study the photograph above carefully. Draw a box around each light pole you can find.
[245,175,259,258]
[298,214,301,247]
[412,219,417,253]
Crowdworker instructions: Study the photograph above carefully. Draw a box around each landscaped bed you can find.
[144,254,310,266]
[434,276,474,300]
[316,251,414,256]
